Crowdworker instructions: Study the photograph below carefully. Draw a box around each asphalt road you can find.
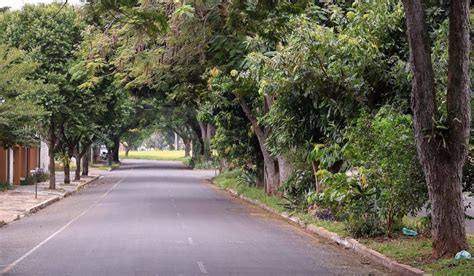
[0,160,387,275]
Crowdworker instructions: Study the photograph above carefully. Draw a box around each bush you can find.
[0,182,11,191]
[278,147,316,210]
[280,168,314,210]
[36,171,49,182]
[343,107,428,236]
[314,107,428,237]
[20,170,49,185]
[314,169,385,237]
[20,175,35,185]
[462,147,473,194]
[237,166,257,187]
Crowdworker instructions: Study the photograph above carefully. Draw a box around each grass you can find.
[120,150,190,162]
[363,237,474,275]
[213,170,286,212]
[214,169,474,274]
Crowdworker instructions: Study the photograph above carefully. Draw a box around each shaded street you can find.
[0,160,386,275]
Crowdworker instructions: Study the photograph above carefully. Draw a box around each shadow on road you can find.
[115,160,189,171]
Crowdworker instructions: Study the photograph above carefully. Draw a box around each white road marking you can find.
[197,261,208,274]
[1,176,126,274]
[188,237,194,245]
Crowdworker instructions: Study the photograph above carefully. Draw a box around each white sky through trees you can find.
[2,0,83,10]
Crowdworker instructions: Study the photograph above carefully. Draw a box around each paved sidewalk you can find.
[0,171,100,227]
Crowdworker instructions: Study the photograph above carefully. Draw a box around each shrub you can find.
[462,146,473,194]
[280,168,314,210]
[237,166,257,187]
[343,107,428,235]
[278,147,316,210]
[314,169,385,237]
[35,171,49,183]
[0,182,11,191]
[20,170,49,185]
[312,107,428,237]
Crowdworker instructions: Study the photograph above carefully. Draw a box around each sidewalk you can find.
[0,171,100,227]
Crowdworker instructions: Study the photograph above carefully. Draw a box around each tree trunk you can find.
[428,160,467,258]
[92,145,99,164]
[263,154,280,194]
[125,147,131,157]
[238,96,280,194]
[198,122,210,161]
[47,123,56,190]
[75,155,81,181]
[82,148,89,176]
[112,137,120,163]
[277,157,292,186]
[63,162,70,184]
[402,0,471,258]
[184,140,191,157]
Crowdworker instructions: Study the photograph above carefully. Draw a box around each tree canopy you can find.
[0,0,471,260]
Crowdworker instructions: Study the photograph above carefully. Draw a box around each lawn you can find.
[362,237,474,275]
[120,150,189,162]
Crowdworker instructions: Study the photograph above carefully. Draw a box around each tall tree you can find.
[402,0,471,258]
[0,4,84,189]
[0,45,44,147]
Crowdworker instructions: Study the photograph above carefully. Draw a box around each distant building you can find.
[0,143,49,185]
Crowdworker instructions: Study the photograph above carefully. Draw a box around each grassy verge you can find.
[214,170,286,212]
[213,170,474,274]
[120,150,190,162]
[363,237,474,275]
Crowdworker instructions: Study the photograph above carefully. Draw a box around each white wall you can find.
[8,148,13,184]
[39,141,49,172]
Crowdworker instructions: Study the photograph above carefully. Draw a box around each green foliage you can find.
[0,181,11,191]
[318,108,426,237]
[308,144,343,171]
[344,107,428,231]
[463,146,474,194]
[312,108,428,237]
[214,169,286,212]
[279,168,314,210]
[0,45,45,147]
[237,167,257,187]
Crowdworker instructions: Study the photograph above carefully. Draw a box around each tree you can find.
[402,0,471,258]
[122,128,151,156]
[0,4,85,189]
[0,45,44,147]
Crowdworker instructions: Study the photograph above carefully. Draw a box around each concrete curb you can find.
[63,175,100,198]
[219,185,425,276]
[26,196,61,214]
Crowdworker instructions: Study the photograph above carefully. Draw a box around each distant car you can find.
[99,145,108,160]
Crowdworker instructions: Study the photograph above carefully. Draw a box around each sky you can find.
[2,0,83,10]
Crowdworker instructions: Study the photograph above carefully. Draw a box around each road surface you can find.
[0,160,386,275]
